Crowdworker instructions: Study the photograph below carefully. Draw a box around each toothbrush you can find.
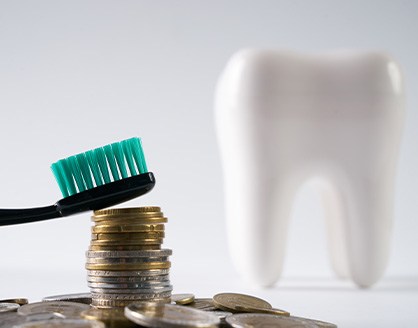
[0,137,155,226]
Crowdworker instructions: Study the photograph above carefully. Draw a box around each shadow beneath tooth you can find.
[267,276,418,292]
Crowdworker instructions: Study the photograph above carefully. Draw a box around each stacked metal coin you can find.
[86,207,173,308]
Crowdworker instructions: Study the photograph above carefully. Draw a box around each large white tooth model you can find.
[215,50,405,288]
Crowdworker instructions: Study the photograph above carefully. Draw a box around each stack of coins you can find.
[86,207,173,308]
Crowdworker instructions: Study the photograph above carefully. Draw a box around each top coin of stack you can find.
[86,207,173,308]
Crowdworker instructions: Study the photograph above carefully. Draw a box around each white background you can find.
[0,1,417,327]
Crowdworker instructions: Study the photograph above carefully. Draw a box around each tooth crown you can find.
[215,49,405,288]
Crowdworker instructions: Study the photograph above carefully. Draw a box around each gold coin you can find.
[85,262,171,271]
[90,239,163,246]
[171,294,195,305]
[235,305,290,316]
[186,298,217,311]
[89,245,161,251]
[86,257,169,264]
[93,210,163,221]
[93,213,166,220]
[92,217,168,225]
[92,224,165,233]
[92,232,165,241]
[0,298,28,305]
[94,207,161,215]
[213,293,272,313]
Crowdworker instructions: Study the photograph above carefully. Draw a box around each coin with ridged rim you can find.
[92,223,165,233]
[91,232,165,241]
[86,256,169,264]
[125,303,220,328]
[89,245,161,251]
[91,298,171,308]
[90,239,164,246]
[226,313,318,328]
[87,281,172,289]
[92,217,168,225]
[89,285,173,294]
[93,212,163,222]
[93,213,164,218]
[94,207,161,215]
[87,269,170,277]
[91,291,172,300]
[213,293,272,313]
[86,249,172,258]
[85,261,171,271]
[87,274,169,283]
[17,301,90,318]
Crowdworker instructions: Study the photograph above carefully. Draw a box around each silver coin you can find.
[87,269,170,277]
[86,249,172,258]
[25,312,66,321]
[18,301,90,319]
[85,256,169,264]
[87,281,172,289]
[226,313,318,328]
[0,302,19,313]
[14,319,105,328]
[89,285,173,294]
[91,297,170,308]
[125,303,220,328]
[42,293,91,305]
[0,312,63,328]
[0,313,26,328]
[91,292,172,300]
[290,316,337,328]
[87,274,170,283]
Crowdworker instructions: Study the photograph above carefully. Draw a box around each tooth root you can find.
[321,182,351,279]
[225,170,298,287]
[343,175,395,288]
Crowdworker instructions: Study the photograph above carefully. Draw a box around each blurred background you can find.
[0,1,417,327]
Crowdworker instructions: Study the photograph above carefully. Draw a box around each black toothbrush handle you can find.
[0,172,155,226]
[0,206,60,226]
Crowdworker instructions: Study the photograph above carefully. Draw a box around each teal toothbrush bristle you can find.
[51,137,148,198]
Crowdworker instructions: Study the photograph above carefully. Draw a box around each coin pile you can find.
[123,292,338,328]
[86,207,173,308]
[2,292,337,328]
